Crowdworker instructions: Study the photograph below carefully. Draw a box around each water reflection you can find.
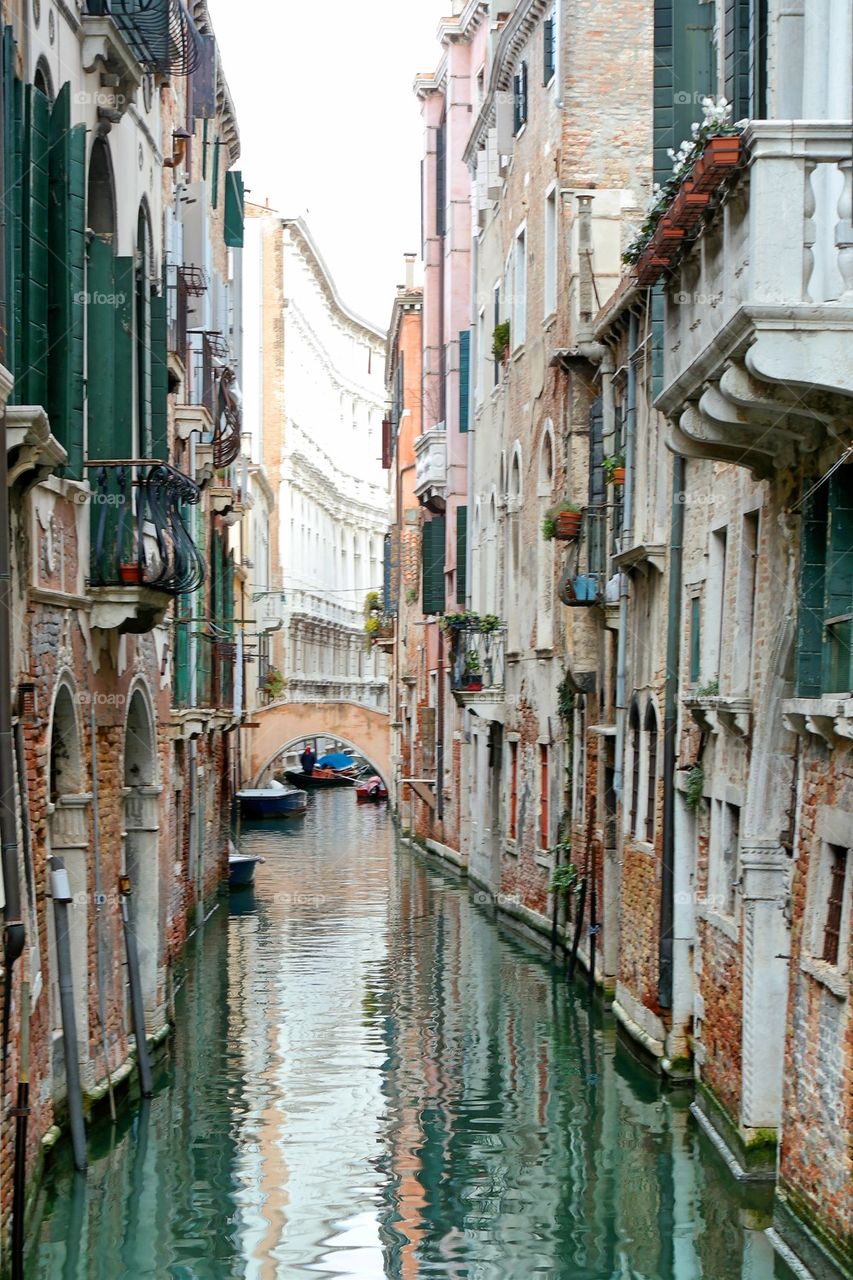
[28,792,792,1279]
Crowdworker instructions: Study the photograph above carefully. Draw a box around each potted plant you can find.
[479,614,500,635]
[262,666,285,700]
[463,649,483,691]
[544,501,582,540]
[603,453,626,486]
[492,320,510,365]
[119,561,143,584]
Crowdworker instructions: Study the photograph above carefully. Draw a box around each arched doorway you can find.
[47,682,91,1090]
[123,687,161,1021]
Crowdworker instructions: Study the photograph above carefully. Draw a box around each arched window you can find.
[33,58,54,101]
[645,701,658,842]
[629,699,641,835]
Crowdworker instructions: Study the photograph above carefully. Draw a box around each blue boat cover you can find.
[316,752,355,770]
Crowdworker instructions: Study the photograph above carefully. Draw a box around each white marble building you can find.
[242,212,390,710]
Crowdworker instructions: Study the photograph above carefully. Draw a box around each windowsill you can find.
[535,848,552,869]
[534,646,555,658]
[542,311,557,331]
[697,904,740,943]
[626,838,655,857]
[782,695,853,747]
[800,953,849,999]
[514,123,527,142]
[505,650,521,663]
[544,75,555,90]
[511,343,526,361]
[505,840,519,858]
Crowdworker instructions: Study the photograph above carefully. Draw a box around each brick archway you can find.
[247,700,390,787]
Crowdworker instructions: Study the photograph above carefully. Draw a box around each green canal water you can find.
[27,791,796,1279]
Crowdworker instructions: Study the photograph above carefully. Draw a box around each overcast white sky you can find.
[207,0,447,328]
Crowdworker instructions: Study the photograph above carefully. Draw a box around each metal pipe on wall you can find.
[49,858,87,1172]
[659,452,685,1011]
[613,312,638,802]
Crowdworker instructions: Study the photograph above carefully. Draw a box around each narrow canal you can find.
[27,792,795,1279]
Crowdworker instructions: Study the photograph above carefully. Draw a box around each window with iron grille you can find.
[822,845,848,966]
[629,701,640,835]
[644,702,658,843]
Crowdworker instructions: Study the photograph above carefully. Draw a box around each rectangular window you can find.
[509,741,519,840]
[513,61,528,134]
[458,330,470,432]
[689,595,702,684]
[544,188,557,318]
[539,744,549,849]
[722,802,740,915]
[645,707,658,843]
[705,527,728,685]
[421,517,446,615]
[456,506,467,605]
[822,845,848,966]
[733,509,759,693]
[543,10,556,84]
[435,121,446,238]
[513,227,527,348]
[493,283,501,387]
[476,307,486,404]
[796,465,853,696]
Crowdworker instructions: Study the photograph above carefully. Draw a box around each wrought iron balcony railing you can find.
[85,0,200,76]
[449,624,506,695]
[88,461,204,596]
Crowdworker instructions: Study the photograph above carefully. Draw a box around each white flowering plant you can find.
[623,97,741,265]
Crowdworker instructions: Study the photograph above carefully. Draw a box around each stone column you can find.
[740,841,790,1136]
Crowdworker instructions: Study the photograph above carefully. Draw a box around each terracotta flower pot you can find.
[692,137,742,193]
[554,510,582,540]
[119,562,143,584]
[611,467,625,486]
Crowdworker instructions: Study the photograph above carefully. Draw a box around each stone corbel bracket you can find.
[684,695,752,739]
[80,15,143,132]
[6,405,68,485]
[782,697,853,747]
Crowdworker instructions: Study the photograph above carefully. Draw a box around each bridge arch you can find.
[246,700,390,788]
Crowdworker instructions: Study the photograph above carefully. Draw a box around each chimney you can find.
[404,253,416,290]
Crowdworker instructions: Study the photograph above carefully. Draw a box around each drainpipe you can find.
[49,857,87,1172]
[613,313,638,801]
[659,452,684,1011]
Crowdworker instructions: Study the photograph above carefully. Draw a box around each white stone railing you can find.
[414,425,447,500]
[663,121,853,393]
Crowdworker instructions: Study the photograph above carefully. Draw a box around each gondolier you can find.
[299,743,316,776]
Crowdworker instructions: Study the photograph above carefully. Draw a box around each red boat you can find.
[356,775,388,803]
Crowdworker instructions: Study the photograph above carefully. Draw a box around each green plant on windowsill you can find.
[695,677,719,697]
[364,590,381,615]
[492,320,510,364]
[550,855,579,894]
[262,666,285,700]
[479,614,500,634]
[542,513,557,540]
[603,452,625,482]
[542,500,582,541]
[684,764,705,811]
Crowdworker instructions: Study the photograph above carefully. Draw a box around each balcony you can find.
[658,121,853,478]
[414,426,447,512]
[448,622,506,719]
[87,461,204,634]
[557,507,611,608]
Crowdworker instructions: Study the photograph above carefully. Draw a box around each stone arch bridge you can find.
[246,699,390,787]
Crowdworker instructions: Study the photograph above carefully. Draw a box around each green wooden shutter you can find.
[211,138,220,209]
[422,517,446,615]
[2,28,20,375]
[48,86,86,477]
[150,290,168,461]
[458,330,470,432]
[224,170,244,247]
[114,256,134,457]
[689,596,701,683]
[543,14,555,84]
[456,506,467,605]
[825,468,853,694]
[21,84,50,406]
[654,0,716,185]
[86,236,116,460]
[796,483,828,697]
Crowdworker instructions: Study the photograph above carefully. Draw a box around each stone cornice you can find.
[415,1,489,99]
[282,217,385,344]
[386,288,423,385]
[463,0,551,166]
[286,448,390,524]
[286,301,384,410]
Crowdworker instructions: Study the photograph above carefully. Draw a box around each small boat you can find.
[228,852,265,888]
[237,783,308,817]
[280,768,355,790]
[356,775,388,803]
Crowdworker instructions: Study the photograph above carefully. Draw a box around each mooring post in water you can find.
[120,881,153,1098]
[49,857,87,1172]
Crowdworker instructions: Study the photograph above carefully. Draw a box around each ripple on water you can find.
[28,791,796,1279]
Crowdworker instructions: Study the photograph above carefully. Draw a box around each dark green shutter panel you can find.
[654,0,716,185]
[543,15,554,84]
[2,28,20,375]
[456,506,467,605]
[211,138,220,208]
[458,330,470,432]
[796,483,828,697]
[21,84,50,406]
[86,236,116,460]
[224,170,244,247]
[690,597,701,683]
[825,468,853,694]
[724,0,750,119]
[113,256,134,457]
[175,609,190,706]
[48,87,86,477]
[150,290,168,460]
[422,516,446,615]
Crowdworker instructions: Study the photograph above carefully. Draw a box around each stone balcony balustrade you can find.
[658,121,853,478]
[414,425,448,511]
